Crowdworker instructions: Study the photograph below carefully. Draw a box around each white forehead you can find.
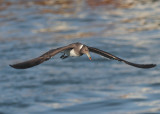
[79,45,83,49]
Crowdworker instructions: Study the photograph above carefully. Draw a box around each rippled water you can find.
[0,0,160,114]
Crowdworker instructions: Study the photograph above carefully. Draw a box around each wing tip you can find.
[123,60,157,69]
[150,64,156,68]
[9,64,14,68]
[9,63,30,69]
[133,63,156,69]
[9,64,21,69]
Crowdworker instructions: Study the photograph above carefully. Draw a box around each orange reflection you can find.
[0,0,134,14]
[86,0,134,8]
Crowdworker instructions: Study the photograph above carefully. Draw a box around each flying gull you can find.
[10,42,156,69]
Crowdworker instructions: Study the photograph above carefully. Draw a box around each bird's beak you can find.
[86,52,91,60]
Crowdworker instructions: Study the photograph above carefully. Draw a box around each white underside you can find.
[64,49,79,57]
[70,49,79,56]
[64,44,83,57]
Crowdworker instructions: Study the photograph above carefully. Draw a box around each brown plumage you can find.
[10,42,156,69]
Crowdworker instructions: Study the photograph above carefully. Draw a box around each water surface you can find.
[0,0,160,114]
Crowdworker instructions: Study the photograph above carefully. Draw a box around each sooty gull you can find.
[10,42,156,69]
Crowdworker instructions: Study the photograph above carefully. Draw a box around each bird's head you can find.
[80,45,91,60]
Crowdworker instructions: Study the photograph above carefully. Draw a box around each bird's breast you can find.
[69,49,80,56]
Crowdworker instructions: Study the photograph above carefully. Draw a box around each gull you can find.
[10,42,156,69]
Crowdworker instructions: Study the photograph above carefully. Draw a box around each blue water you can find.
[0,0,160,114]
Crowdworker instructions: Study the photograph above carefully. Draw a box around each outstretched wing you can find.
[10,44,75,69]
[88,47,156,69]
